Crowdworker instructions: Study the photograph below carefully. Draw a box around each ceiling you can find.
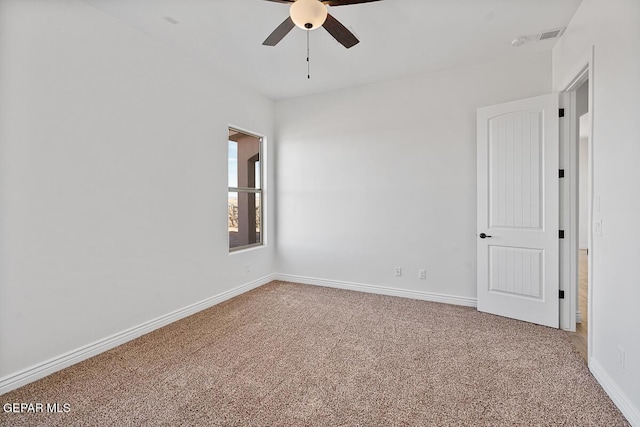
[81,0,582,100]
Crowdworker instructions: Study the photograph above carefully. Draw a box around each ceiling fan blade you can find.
[322,13,359,49]
[322,0,382,6]
[263,16,296,46]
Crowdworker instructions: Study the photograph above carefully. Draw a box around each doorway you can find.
[573,79,590,361]
[560,66,591,362]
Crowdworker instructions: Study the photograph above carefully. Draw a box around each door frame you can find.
[559,47,595,363]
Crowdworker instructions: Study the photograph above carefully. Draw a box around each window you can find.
[228,128,263,251]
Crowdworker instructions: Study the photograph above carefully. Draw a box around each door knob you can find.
[479,233,492,239]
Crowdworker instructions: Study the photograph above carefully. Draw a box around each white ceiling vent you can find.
[538,27,566,41]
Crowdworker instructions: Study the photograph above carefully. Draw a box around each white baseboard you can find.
[0,274,276,396]
[273,273,477,308]
[590,358,640,426]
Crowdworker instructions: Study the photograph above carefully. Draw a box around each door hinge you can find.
[559,290,565,299]
[559,230,565,239]
[559,169,565,178]
[559,108,565,118]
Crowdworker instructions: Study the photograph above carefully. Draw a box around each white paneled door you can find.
[477,94,559,328]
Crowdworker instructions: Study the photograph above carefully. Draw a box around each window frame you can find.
[228,126,264,253]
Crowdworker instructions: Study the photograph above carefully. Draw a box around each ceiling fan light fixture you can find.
[290,0,328,30]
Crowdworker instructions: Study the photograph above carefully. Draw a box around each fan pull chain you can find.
[306,30,310,79]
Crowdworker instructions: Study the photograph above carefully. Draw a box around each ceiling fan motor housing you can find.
[290,0,328,30]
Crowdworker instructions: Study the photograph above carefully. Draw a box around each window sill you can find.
[229,244,266,255]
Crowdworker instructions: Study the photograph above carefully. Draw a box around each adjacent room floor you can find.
[568,249,589,362]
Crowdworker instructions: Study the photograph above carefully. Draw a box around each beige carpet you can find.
[0,281,629,426]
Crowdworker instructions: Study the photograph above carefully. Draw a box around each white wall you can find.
[275,52,552,300]
[553,0,640,422]
[576,81,589,249]
[0,0,275,382]
[578,115,589,250]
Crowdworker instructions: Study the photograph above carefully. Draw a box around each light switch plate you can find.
[594,220,603,236]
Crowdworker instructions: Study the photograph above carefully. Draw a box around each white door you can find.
[477,94,559,328]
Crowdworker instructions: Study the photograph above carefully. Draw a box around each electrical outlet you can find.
[617,346,626,370]
[394,267,402,277]
[418,269,427,280]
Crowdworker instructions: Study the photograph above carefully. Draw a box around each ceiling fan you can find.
[262,0,382,49]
